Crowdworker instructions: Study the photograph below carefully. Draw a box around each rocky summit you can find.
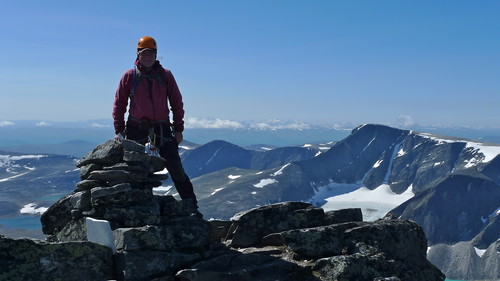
[0,140,445,281]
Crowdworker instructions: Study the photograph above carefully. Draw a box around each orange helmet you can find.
[137,36,157,50]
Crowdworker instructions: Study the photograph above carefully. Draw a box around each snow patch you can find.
[309,182,362,206]
[0,172,29,182]
[153,185,174,195]
[65,168,79,173]
[474,247,487,258]
[463,142,500,168]
[396,148,406,157]
[361,137,376,154]
[417,133,500,166]
[228,174,242,180]
[211,187,225,195]
[154,168,168,174]
[272,163,290,176]
[20,203,48,215]
[253,178,277,188]
[321,184,414,221]
[417,133,457,144]
[206,147,222,165]
[179,145,194,150]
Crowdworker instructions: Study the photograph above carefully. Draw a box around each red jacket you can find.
[112,61,185,134]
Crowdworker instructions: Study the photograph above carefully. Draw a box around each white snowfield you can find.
[253,178,277,188]
[20,203,48,215]
[474,247,487,258]
[320,184,415,221]
[228,174,242,180]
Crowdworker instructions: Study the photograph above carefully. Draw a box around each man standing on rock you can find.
[112,36,201,217]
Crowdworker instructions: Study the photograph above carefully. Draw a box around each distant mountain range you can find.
[0,123,499,280]
[0,140,98,158]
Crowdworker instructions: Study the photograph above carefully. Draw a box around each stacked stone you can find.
[38,139,212,281]
[74,139,168,228]
[41,139,199,237]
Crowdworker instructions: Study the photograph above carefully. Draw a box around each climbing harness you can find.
[127,118,175,157]
[145,127,160,157]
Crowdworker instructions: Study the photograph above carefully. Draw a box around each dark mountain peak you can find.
[181,139,317,179]
[352,123,407,135]
[203,139,241,148]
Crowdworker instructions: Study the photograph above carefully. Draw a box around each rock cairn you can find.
[41,139,200,237]
[0,139,448,281]
[39,139,208,280]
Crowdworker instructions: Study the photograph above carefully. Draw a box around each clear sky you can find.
[1,1,499,128]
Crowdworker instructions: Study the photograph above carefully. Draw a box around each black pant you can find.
[125,121,197,202]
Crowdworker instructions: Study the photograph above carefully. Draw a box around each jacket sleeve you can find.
[165,70,185,133]
[112,71,131,134]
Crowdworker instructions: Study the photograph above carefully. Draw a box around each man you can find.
[112,36,201,217]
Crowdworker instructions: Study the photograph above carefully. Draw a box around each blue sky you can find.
[1,1,499,129]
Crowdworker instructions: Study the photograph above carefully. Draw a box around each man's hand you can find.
[175,131,183,144]
[115,133,124,142]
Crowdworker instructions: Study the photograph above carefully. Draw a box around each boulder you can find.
[76,139,123,168]
[0,235,113,281]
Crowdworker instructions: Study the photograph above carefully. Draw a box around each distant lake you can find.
[0,215,41,230]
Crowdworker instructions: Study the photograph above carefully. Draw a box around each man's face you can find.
[138,49,157,68]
